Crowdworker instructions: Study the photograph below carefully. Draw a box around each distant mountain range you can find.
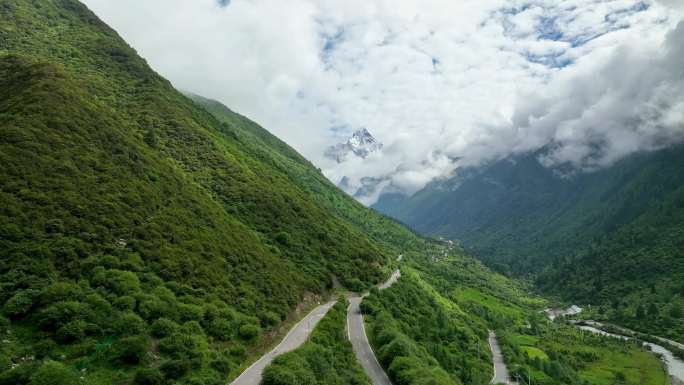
[325,128,383,163]
[374,145,684,339]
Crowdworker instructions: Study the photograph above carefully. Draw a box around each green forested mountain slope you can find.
[375,146,684,340]
[0,1,424,383]
[189,94,426,256]
[538,180,684,340]
[375,147,684,274]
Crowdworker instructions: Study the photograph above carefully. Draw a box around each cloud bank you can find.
[524,21,684,170]
[82,0,683,203]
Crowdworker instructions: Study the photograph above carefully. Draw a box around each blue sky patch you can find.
[538,16,563,41]
[320,28,345,65]
[526,51,572,68]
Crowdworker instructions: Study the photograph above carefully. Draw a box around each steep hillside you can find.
[189,94,426,257]
[538,185,684,340]
[375,146,684,340]
[0,1,423,383]
[376,147,684,273]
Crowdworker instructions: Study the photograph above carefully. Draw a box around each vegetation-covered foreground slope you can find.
[0,1,422,383]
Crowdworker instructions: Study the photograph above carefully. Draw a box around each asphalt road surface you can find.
[347,269,400,385]
[230,300,336,385]
[489,331,515,384]
[378,269,401,290]
[347,296,393,385]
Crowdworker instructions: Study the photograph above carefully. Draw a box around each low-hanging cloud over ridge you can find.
[82,0,684,204]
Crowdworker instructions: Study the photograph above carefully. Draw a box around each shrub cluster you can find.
[0,253,264,385]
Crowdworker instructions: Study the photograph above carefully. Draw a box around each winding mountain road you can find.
[230,267,520,385]
[230,301,336,385]
[347,269,401,385]
[377,269,401,290]
[230,269,401,385]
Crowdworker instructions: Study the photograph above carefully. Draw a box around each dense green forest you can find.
[375,145,684,342]
[375,146,684,275]
[261,299,370,385]
[189,94,426,258]
[533,159,684,340]
[0,1,428,383]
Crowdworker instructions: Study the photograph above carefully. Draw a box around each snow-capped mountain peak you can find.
[348,127,375,146]
[325,128,383,163]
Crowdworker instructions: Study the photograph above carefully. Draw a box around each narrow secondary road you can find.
[347,269,401,385]
[489,331,515,385]
[348,297,393,385]
[378,269,401,290]
[230,301,336,385]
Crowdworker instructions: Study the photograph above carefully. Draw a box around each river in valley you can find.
[576,323,684,383]
[548,306,684,383]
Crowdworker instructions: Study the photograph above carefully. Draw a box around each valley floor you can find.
[574,321,684,382]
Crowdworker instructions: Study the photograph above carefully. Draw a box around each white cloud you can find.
[656,0,684,9]
[516,20,684,169]
[82,0,683,203]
